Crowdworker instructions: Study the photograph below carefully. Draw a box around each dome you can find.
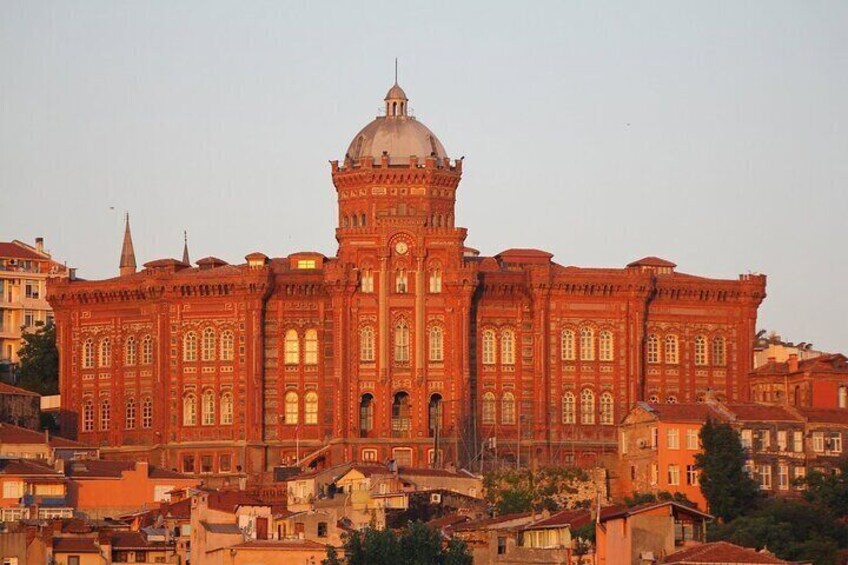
[345,83,448,165]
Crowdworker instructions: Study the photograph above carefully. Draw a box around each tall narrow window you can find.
[580,327,595,361]
[694,335,707,366]
[141,335,154,365]
[664,335,679,365]
[361,270,374,293]
[202,390,215,426]
[599,331,614,361]
[562,393,576,424]
[429,326,444,362]
[202,328,216,361]
[220,392,233,425]
[501,392,516,424]
[82,399,94,432]
[183,394,197,426]
[429,270,442,293]
[482,392,496,424]
[394,320,409,363]
[83,339,94,369]
[428,394,443,435]
[284,391,298,424]
[125,398,136,430]
[142,397,153,429]
[100,399,111,431]
[561,329,576,361]
[392,392,412,437]
[360,326,375,362]
[501,330,515,365]
[712,336,726,366]
[646,334,660,364]
[220,330,234,361]
[284,330,299,365]
[183,332,198,362]
[580,389,595,425]
[395,270,408,293]
[600,392,614,425]
[304,329,318,365]
[482,330,496,365]
[359,394,374,435]
[124,337,137,366]
[99,338,112,368]
[305,391,318,424]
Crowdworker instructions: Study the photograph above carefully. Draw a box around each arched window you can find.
[360,213,366,227]
[712,336,727,366]
[599,331,614,361]
[142,397,153,429]
[694,335,708,366]
[561,329,576,361]
[99,338,111,368]
[562,393,576,424]
[202,390,215,426]
[352,214,359,227]
[428,394,443,436]
[391,392,412,437]
[305,391,318,424]
[220,330,234,361]
[284,330,299,365]
[429,270,442,293]
[482,330,496,365]
[284,391,298,424]
[394,320,409,363]
[183,394,197,426]
[600,392,614,425]
[82,339,94,369]
[646,334,660,364]
[100,399,111,431]
[429,326,444,362]
[501,392,516,424]
[124,337,137,366]
[580,389,595,425]
[342,216,349,228]
[482,392,496,424]
[141,335,154,365]
[359,394,374,435]
[183,332,198,362]
[360,327,375,362]
[82,399,94,432]
[220,392,233,425]
[501,330,515,365]
[395,270,408,293]
[360,270,374,293]
[580,327,595,361]
[664,335,679,365]
[125,398,136,430]
[201,328,216,361]
[304,329,318,365]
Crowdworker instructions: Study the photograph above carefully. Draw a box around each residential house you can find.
[662,541,792,564]
[797,408,848,475]
[189,490,272,565]
[0,459,72,521]
[50,537,104,565]
[750,353,848,408]
[452,512,537,564]
[595,501,712,565]
[205,539,328,565]
[0,384,40,430]
[0,423,96,462]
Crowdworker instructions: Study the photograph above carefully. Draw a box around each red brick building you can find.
[47,82,767,481]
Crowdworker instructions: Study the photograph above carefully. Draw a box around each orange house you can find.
[65,459,198,518]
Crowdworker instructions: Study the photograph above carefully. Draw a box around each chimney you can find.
[788,354,799,373]
[35,237,44,253]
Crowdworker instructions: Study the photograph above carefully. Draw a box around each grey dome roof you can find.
[345,83,448,165]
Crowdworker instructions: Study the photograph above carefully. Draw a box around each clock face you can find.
[395,241,409,255]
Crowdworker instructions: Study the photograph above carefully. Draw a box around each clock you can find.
[394,241,409,255]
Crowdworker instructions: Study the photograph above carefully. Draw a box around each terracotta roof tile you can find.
[663,541,790,563]
[232,539,326,551]
[0,382,39,397]
[0,459,63,476]
[110,531,166,550]
[638,403,722,423]
[52,537,99,553]
[725,404,801,422]
[0,423,48,444]
[452,512,534,532]
[523,509,592,530]
[627,256,677,268]
[0,242,45,261]
[796,407,848,425]
[206,490,266,513]
[599,501,712,523]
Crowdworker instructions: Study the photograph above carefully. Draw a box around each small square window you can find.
[201,455,213,473]
[219,454,232,473]
[182,455,195,474]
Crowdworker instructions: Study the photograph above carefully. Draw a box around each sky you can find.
[1,1,846,352]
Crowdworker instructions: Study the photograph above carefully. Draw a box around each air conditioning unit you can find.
[637,438,649,449]
[430,493,442,504]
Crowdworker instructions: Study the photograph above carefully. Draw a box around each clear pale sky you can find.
[1,1,846,352]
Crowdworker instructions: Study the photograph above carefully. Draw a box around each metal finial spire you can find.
[182,230,190,265]
[394,58,398,85]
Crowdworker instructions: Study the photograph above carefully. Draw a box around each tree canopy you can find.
[483,465,592,514]
[694,419,759,522]
[16,321,58,395]
[324,522,471,565]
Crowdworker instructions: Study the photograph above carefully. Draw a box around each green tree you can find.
[800,456,848,518]
[483,466,592,514]
[694,419,758,521]
[16,321,58,395]
[326,522,471,565]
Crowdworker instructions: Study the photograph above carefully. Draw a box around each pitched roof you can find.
[398,467,477,479]
[110,531,166,550]
[637,402,722,423]
[522,509,592,531]
[452,512,534,532]
[796,407,848,425]
[206,490,266,513]
[599,501,712,523]
[0,458,63,477]
[0,241,45,261]
[725,404,801,422]
[0,423,48,444]
[663,541,790,564]
[0,382,39,397]
[52,537,100,553]
[751,353,848,376]
[231,539,326,551]
[627,256,677,268]
[200,521,242,534]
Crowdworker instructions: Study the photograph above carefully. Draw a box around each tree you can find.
[800,456,848,518]
[483,466,592,514]
[694,419,759,522]
[16,321,58,395]
[326,522,471,565]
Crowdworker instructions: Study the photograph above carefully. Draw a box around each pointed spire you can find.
[119,213,137,277]
[182,231,190,265]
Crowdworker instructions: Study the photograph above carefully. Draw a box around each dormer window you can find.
[297,259,316,269]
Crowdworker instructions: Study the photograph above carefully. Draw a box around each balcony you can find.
[23,494,67,507]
